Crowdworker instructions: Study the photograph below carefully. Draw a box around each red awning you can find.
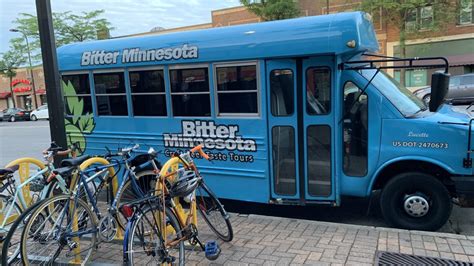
[0,92,11,99]
[36,89,46,94]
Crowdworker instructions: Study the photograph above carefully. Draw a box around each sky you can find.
[0,0,241,54]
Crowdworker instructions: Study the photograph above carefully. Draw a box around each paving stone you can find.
[85,213,474,265]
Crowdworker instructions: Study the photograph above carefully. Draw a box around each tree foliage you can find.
[359,0,457,51]
[9,10,113,65]
[358,0,457,85]
[240,0,301,21]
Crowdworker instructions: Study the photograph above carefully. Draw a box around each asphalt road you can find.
[0,120,473,235]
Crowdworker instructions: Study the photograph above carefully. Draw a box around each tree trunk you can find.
[9,76,16,108]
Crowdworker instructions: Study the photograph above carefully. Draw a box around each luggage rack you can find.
[340,53,449,73]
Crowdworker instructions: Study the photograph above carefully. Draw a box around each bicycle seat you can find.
[60,154,91,167]
[52,166,75,177]
[0,165,19,178]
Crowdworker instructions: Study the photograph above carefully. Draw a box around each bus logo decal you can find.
[164,120,257,163]
[80,44,198,66]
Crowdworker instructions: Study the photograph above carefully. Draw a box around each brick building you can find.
[1,0,472,102]
[127,0,474,88]
[0,66,47,110]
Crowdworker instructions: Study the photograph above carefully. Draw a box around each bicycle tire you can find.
[126,204,184,266]
[115,170,157,230]
[1,198,45,265]
[195,182,233,242]
[20,195,98,265]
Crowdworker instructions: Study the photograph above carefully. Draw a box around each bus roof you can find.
[58,11,378,72]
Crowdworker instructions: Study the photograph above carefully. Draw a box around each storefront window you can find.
[460,0,474,25]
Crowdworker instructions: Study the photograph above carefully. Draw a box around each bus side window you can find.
[129,69,167,116]
[62,74,93,116]
[270,69,294,116]
[343,81,368,177]
[93,72,128,116]
[170,67,211,117]
[216,64,259,115]
[306,67,331,115]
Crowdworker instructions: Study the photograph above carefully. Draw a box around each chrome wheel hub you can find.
[404,195,429,217]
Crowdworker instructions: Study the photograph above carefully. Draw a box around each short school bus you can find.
[58,12,474,231]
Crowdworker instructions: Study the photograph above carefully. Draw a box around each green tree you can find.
[240,0,301,21]
[358,0,458,85]
[0,50,27,108]
[10,10,114,65]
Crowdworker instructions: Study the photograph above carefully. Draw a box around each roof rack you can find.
[340,54,449,73]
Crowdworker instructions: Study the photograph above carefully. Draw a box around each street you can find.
[1,120,473,236]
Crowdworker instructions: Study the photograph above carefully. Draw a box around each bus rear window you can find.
[170,67,210,117]
[216,64,258,116]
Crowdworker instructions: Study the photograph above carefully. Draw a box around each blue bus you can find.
[57,12,474,231]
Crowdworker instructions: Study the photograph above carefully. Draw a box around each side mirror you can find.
[429,72,450,112]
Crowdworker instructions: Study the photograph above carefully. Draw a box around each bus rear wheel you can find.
[380,172,452,231]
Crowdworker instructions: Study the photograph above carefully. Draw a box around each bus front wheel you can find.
[380,172,452,231]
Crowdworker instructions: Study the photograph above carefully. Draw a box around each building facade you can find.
[0,66,47,110]
[128,0,474,89]
[2,0,471,102]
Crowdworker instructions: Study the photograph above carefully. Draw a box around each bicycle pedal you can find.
[204,241,221,261]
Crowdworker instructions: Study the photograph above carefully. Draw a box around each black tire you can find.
[380,172,452,231]
[126,205,184,265]
[196,182,233,242]
[115,170,157,230]
[1,198,45,265]
[9,116,15,122]
[30,115,37,121]
[20,195,98,265]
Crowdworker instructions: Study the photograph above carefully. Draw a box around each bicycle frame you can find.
[0,163,69,234]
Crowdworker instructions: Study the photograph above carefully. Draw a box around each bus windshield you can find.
[360,69,426,117]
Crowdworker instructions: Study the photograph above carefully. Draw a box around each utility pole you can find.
[36,0,67,156]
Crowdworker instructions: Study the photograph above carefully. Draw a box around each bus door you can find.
[267,57,335,203]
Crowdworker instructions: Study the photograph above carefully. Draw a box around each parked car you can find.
[30,105,49,121]
[2,108,31,122]
[413,73,474,105]
[0,110,3,121]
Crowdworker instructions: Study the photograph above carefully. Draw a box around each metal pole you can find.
[36,0,67,158]
[326,0,329,14]
[24,33,38,109]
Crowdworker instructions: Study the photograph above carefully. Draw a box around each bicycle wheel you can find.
[116,170,157,230]
[20,195,98,265]
[195,182,233,242]
[126,205,184,266]
[5,157,47,209]
[1,198,45,265]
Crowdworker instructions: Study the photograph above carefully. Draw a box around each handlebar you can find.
[190,144,210,160]
[120,144,140,154]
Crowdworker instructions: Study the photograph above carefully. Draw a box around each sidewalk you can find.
[91,213,474,265]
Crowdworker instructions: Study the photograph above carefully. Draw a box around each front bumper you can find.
[452,176,474,207]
